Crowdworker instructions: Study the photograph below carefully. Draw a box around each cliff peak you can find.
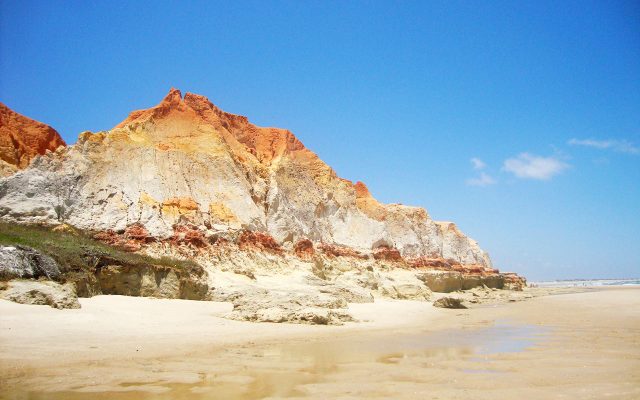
[162,87,183,104]
[354,181,372,198]
[115,87,191,129]
[113,88,307,166]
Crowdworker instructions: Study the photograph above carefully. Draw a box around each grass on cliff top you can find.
[0,222,202,275]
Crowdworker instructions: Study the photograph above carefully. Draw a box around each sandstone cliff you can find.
[0,102,65,176]
[0,88,491,269]
[0,89,529,322]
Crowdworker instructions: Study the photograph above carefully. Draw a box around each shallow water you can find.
[3,320,548,400]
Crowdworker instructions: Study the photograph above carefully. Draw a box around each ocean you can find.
[533,278,640,288]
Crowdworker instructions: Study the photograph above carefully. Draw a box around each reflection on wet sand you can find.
[3,321,547,400]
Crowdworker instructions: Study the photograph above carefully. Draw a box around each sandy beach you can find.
[0,286,638,399]
[1,1,638,399]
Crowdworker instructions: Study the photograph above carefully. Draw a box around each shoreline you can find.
[1,286,639,399]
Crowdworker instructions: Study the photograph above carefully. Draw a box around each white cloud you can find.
[568,138,639,155]
[466,172,496,186]
[502,153,569,180]
[470,157,486,170]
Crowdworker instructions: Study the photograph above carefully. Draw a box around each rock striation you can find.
[0,89,491,267]
[0,102,65,176]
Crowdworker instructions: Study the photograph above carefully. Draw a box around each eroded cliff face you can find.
[0,88,492,270]
[0,102,65,177]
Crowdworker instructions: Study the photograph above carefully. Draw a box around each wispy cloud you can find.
[466,172,496,187]
[503,153,569,180]
[470,157,486,170]
[568,138,639,155]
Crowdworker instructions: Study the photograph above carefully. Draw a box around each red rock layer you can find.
[0,102,65,170]
[372,245,403,262]
[93,223,156,252]
[409,256,499,276]
[294,239,315,259]
[171,225,207,247]
[319,243,369,260]
[237,231,283,254]
[92,221,525,286]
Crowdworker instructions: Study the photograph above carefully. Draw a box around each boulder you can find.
[0,245,61,281]
[226,290,356,325]
[0,280,80,309]
[433,296,467,309]
[380,283,431,300]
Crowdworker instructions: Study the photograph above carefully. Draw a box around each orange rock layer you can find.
[116,88,306,166]
[237,231,283,254]
[0,102,65,171]
[294,239,315,259]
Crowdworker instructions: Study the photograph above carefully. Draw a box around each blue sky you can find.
[1,1,638,280]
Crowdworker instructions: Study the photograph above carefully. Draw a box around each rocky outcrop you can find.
[305,274,374,303]
[225,289,355,325]
[65,249,209,300]
[0,245,62,281]
[0,280,80,309]
[93,264,208,300]
[0,102,65,176]
[379,282,432,300]
[0,89,493,270]
[415,270,505,293]
[433,296,467,309]
[503,272,527,291]
[416,271,464,292]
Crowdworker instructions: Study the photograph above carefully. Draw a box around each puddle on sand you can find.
[3,321,548,400]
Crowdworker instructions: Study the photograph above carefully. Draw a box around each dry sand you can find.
[1,286,638,399]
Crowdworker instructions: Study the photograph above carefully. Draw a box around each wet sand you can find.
[1,287,638,399]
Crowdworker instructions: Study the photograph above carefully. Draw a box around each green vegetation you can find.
[0,223,203,276]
